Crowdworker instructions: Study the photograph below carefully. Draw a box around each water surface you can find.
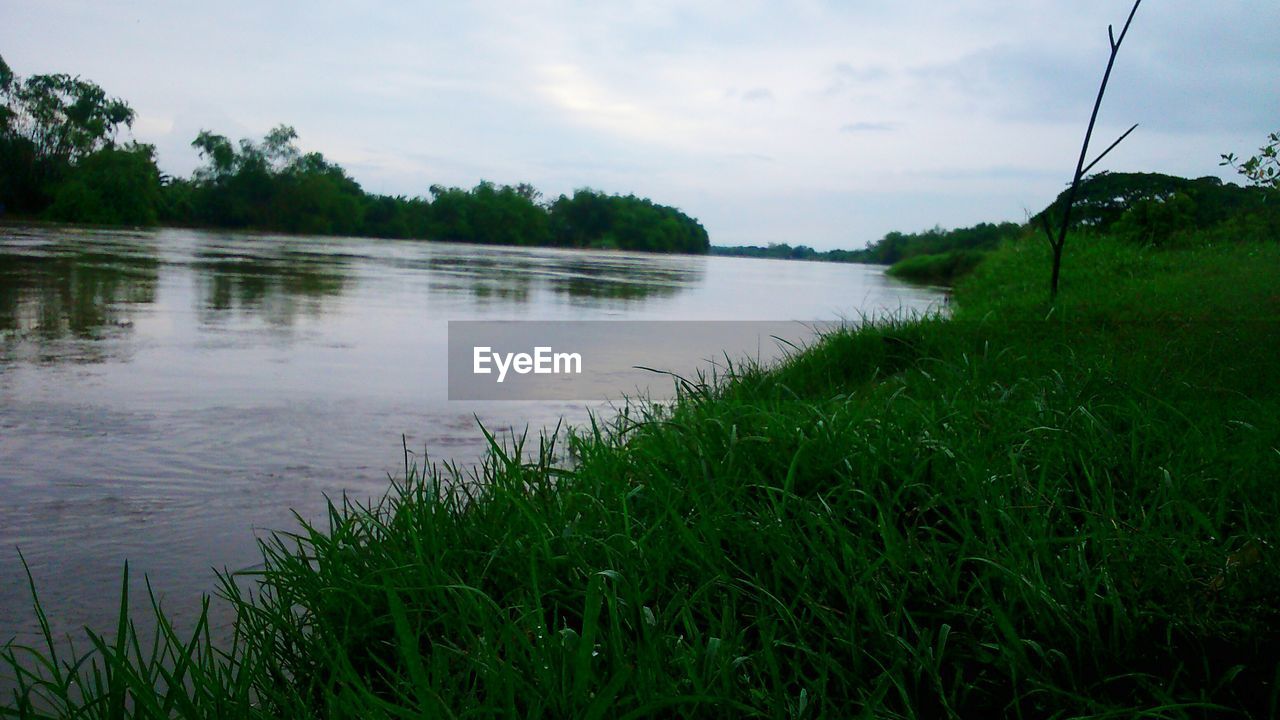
[0,225,942,642]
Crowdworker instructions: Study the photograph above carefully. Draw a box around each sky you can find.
[3,0,1277,250]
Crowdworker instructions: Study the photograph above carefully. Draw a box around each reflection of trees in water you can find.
[421,253,705,305]
[0,236,159,340]
[421,255,533,305]
[548,259,698,301]
[193,245,351,326]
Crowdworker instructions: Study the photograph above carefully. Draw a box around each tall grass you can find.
[885,248,987,286]
[4,235,1280,717]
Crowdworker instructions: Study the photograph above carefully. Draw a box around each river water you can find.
[0,224,942,644]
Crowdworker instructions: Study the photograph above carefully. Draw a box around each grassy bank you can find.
[4,233,1279,717]
[885,248,988,285]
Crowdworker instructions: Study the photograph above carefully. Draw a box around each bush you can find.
[1111,191,1197,246]
[45,144,161,226]
[886,248,987,285]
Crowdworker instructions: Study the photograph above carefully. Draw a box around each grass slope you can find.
[4,235,1280,718]
[886,248,987,286]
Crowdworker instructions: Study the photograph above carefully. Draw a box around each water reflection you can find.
[422,251,702,305]
[548,258,694,301]
[0,230,158,343]
[192,241,351,326]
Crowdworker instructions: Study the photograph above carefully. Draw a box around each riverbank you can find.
[4,232,1279,717]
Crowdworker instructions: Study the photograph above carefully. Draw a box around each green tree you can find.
[1111,191,1196,246]
[7,68,134,164]
[547,189,708,253]
[46,143,162,225]
[191,130,237,180]
[0,54,138,214]
[1221,131,1280,189]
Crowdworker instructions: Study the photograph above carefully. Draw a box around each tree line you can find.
[1032,171,1279,247]
[0,56,709,254]
[713,221,1023,265]
[716,167,1278,274]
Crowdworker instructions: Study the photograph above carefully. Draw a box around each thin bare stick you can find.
[1082,123,1140,176]
[1040,211,1058,248]
[1047,0,1142,302]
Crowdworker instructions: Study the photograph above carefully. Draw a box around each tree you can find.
[192,130,237,180]
[0,55,14,133]
[0,54,138,214]
[3,64,134,167]
[1221,131,1280,189]
[1038,0,1143,302]
[262,124,300,171]
[46,143,162,225]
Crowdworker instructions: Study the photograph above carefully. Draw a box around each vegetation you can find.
[0,54,145,221]
[0,56,708,254]
[882,169,1278,286]
[4,217,1279,716]
[1222,130,1280,188]
[549,189,709,253]
[715,150,1279,284]
[712,222,1022,269]
[1032,172,1278,241]
[712,243,856,262]
[884,248,986,285]
[45,144,162,226]
[849,222,1022,266]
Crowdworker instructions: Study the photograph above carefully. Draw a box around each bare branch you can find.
[1046,0,1142,302]
[1115,0,1142,47]
[1040,211,1058,249]
[1082,123,1139,176]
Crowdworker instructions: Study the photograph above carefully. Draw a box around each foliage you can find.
[1032,172,1280,249]
[1110,190,1196,246]
[885,248,987,285]
[548,189,710,253]
[44,144,162,226]
[178,125,365,235]
[359,194,430,240]
[846,221,1022,265]
[169,131,709,252]
[1221,130,1280,188]
[0,54,137,215]
[423,181,551,246]
[1033,172,1266,232]
[712,243,830,261]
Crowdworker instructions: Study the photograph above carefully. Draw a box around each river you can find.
[0,224,943,644]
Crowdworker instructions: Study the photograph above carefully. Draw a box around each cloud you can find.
[824,62,891,96]
[908,5,1280,135]
[3,0,1275,249]
[840,121,897,134]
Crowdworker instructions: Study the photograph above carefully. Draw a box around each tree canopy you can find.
[0,56,710,255]
[1031,171,1279,246]
[833,222,1024,265]
[0,53,139,214]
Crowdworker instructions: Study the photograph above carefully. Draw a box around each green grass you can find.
[4,233,1280,718]
[885,248,987,286]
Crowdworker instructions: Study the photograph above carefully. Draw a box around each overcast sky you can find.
[3,0,1277,249]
